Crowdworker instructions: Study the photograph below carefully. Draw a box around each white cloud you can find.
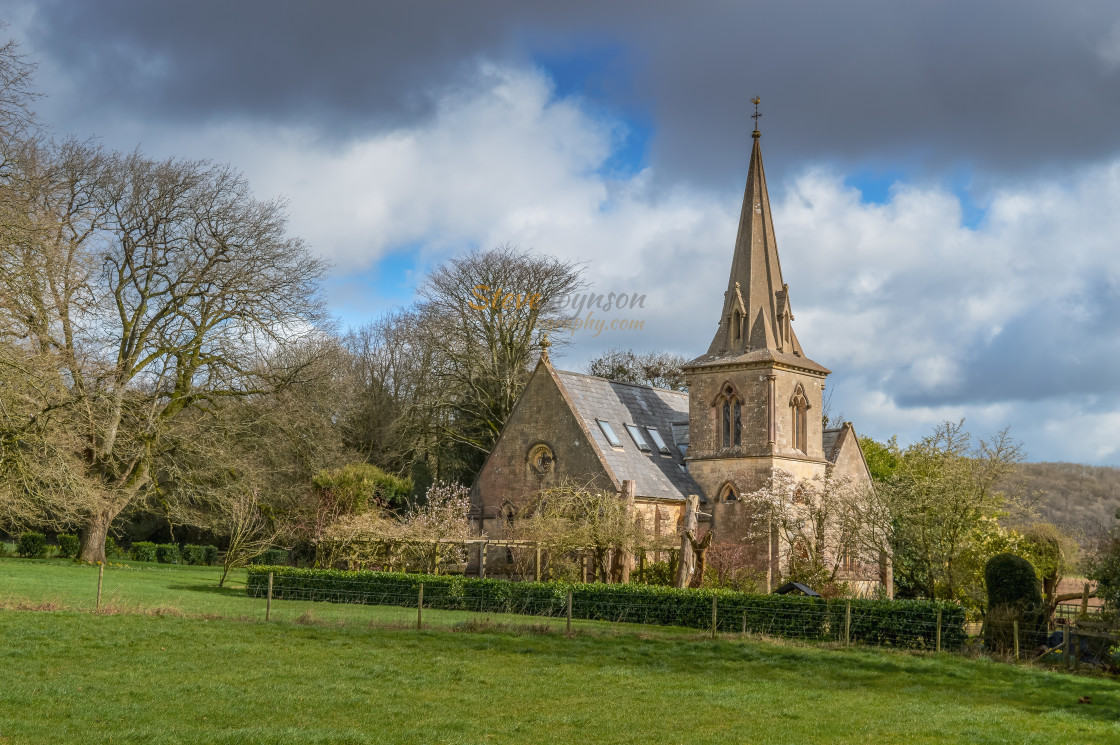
[27,57,1120,464]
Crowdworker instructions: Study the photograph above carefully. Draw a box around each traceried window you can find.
[718,483,737,503]
[625,424,651,452]
[645,427,671,455]
[790,384,809,453]
[716,383,742,449]
[528,443,555,473]
[596,419,622,447]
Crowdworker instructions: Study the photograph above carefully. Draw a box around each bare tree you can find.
[0,145,331,561]
[0,26,39,171]
[512,481,649,583]
[218,489,289,587]
[413,243,585,481]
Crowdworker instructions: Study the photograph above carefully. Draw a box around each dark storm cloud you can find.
[19,0,1120,186]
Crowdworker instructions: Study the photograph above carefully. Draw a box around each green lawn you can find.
[1,557,1119,744]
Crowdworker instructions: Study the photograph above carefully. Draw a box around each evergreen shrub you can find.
[17,532,47,558]
[129,542,158,562]
[57,534,80,559]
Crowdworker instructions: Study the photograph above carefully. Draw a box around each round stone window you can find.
[528,443,555,474]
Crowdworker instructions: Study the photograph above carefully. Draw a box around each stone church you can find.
[470,126,879,591]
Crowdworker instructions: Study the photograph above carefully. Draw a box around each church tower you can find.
[682,122,831,505]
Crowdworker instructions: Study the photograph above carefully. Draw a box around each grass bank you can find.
[1,556,1118,744]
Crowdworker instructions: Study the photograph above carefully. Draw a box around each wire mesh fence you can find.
[245,566,971,651]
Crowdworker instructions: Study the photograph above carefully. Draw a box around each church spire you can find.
[703,115,808,362]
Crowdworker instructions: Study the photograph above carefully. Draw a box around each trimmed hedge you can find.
[245,567,966,650]
[17,532,47,558]
[155,544,181,564]
[57,534,80,559]
[181,544,219,566]
[129,542,158,562]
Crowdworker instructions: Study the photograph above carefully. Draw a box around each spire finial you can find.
[539,333,551,363]
[750,96,761,138]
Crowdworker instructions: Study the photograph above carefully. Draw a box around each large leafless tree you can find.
[0,138,330,561]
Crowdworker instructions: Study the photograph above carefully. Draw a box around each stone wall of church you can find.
[633,499,685,548]
[684,363,827,464]
[471,363,614,538]
[828,423,874,492]
[685,367,770,457]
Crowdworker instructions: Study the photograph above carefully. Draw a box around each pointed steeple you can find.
[693,127,826,373]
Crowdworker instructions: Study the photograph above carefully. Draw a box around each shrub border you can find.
[246,567,966,650]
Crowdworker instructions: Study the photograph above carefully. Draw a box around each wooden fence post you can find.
[535,544,541,582]
[741,610,747,636]
[96,563,104,611]
[1063,624,1071,670]
[566,590,573,633]
[845,601,851,647]
[936,609,942,652]
[711,596,718,639]
[1080,582,1090,618]
[266,571,273,622]
[480,543,487,579]
[417,583,424,630]
[1013,620,1019,661]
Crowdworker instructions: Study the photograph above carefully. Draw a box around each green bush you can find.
[105,536,120,559]
[245,567,966,650]
[17,532,47,558]
[984,553,1047,652]
[637,560,674,586]
[0,541,11,558]
[179,544,220,566]
[155,544,181,564]
[181,544,206,565]
[57,534,80,559]
[129,542,158,562]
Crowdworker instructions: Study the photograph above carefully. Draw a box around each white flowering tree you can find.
[399,481,473,573]
[742,468,864,592]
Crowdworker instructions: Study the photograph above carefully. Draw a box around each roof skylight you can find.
[596,419,622,447]
[645,427,671,455]
[625,424,651,452]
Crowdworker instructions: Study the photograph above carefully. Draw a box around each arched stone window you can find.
[713,383,742,449]
[789,384,809,453]
[718,483,738,503]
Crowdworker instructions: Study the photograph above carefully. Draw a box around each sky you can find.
[4,1,1120,464]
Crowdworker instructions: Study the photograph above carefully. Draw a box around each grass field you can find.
[2,556,1119,744]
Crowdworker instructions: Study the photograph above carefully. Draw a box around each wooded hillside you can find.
[1002,462,1120,535]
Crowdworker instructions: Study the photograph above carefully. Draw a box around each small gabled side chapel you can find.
[470,122,882,592]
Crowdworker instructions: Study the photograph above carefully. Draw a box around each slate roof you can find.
[822,427,843,463]
[553,369,699,501]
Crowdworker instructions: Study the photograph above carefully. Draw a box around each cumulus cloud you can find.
[12,38,1120,463]
[775,162,1120,462]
